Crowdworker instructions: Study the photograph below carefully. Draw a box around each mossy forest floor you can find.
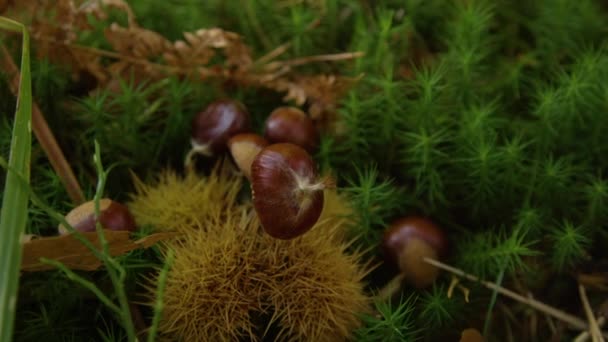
[2,1,608,341]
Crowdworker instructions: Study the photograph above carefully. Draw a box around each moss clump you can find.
[130,163,372,341]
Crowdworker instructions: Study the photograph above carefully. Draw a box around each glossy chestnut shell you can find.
[263,107,319,153]
[191,99,251,155]
[251,143,324,239]
[382,216,448,288]
[58,198,137,235]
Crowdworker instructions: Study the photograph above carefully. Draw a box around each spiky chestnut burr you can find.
[251,143,329,240]
[227,133,269,180]
[58,198,136,235]
[132,164,371,341]
[381,216,448,290]
[185,99,251,169]
[263,107,319,153]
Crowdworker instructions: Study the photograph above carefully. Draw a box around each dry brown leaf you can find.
[162,28,253,70]
[262,73,361,133]
[21,230,178,272]
[105,23,172,59]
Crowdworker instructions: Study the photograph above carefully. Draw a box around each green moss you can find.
[4,0,608,340]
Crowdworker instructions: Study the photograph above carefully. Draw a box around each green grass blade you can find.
[0,17,32,340]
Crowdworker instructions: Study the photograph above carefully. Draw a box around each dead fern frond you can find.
[5,0,361,129]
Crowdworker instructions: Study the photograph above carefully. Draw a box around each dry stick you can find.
[31,35,180,73]
[575,317,606,342]
[34,34,363,78]
[423,257,608,339]
[252,16,321,68]
[276,51,366,68]
[252,42,292,67]
[579,284,605,342]
[0,46,85,204]
[376,273,404,302]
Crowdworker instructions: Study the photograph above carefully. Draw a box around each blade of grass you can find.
[0,144,137,341]
[0,16,32,341]
[91,141,136,341]
[0,46,85,205]
[39,258,122,315]
[147,249,174,342]
[0,152,139,341]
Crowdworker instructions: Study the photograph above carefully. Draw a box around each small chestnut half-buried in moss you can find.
[251,143,330,240]
[263,106,319,153]
[382,216,448,289]
[58,198,137,235]
[227,133,269,181]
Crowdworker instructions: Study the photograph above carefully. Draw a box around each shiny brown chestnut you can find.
[251,143,327,240]
[382,216,448,289]
[227,133,269,180]
[263,107,319,153]
[190,99,251,155]
[58,198,137,235]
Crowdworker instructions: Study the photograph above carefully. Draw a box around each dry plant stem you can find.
[579,284,605,342]
[575,317,607,342]
[253,42,292,67]
[422,257,608,338]
[267,51,365,69]
[545,309,558,335]
[32,34,363,78]
[251,17,320,68]
[31,35,179,73]
[375,273,405,302]
[0,45,85,204]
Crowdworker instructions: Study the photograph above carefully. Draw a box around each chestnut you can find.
[251,143,326,240]
[263,107,319,153]
[460,328,484,342]
[190,99,251,156]
[382,216,448,289]
[58,198,137,235]
[227,133,269,180]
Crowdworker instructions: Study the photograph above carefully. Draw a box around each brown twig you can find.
[252,42,292,67]
[272,51,365,68]
[375,272,404,302]
[423,257,608,339]
[30,34,180,74]
[0,45,85,204]
[33,34,363,79]
[575,317,606,342]
[579,284,605,342]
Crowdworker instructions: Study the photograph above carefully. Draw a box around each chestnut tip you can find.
[58,198,137,235]
[251,143,325,240]
[263,107,319,153]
